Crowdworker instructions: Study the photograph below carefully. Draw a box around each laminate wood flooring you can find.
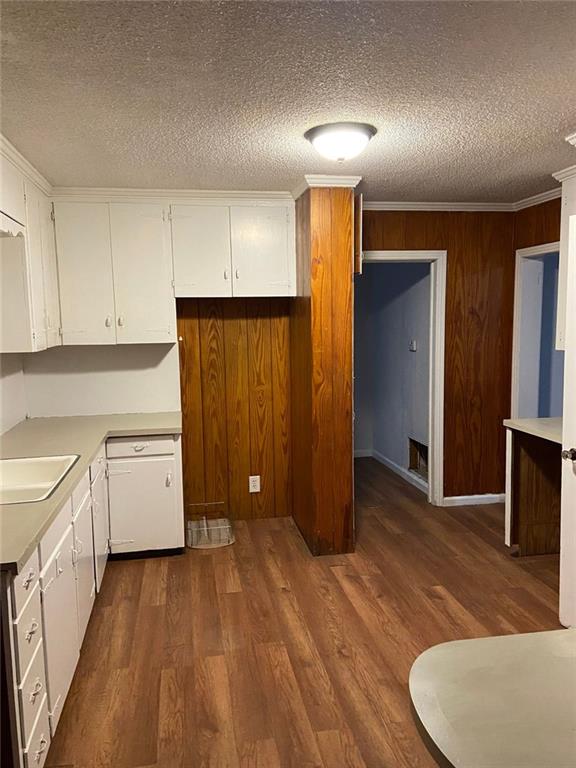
[46,458,560,768]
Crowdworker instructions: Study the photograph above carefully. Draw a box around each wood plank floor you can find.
[46,458,561,768]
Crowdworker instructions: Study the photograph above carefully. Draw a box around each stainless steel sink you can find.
[0,455,79,504]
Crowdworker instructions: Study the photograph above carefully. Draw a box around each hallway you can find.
[46,459,561,768]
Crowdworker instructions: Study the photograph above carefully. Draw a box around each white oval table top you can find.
[409,629,576,768]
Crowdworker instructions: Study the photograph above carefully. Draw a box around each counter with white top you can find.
[504,416,562,555]
[409,629,576,768]
[0,412,182,573]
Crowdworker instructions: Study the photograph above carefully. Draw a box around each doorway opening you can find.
[511,241,564,419]
[354,250,446,506]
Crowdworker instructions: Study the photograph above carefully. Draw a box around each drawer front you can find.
[12,548,40,619]
[13,584,43,682]
[71,470,90,513]
[23,694,50,768]
[39,497,73,567]
[90,444,106,483]
[18,639,48,748]
[106,435,175,458]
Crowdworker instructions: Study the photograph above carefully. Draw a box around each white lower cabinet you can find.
[22,694,51,768]
[72,490,96,645]
[40,524,79,734]
[107,436,184,554]
[90,458,110,593]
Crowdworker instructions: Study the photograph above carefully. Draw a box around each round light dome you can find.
[304,122,377,162]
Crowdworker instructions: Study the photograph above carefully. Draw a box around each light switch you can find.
[249,475,261,493]
[409,339,418,352]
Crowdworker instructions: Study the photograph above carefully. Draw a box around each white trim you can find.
[565,132,576,148]
[443,494,505,507]
[510,241,560,418]
[0,134,52,195]
[362,188,562,213]
[371,450,429,495]
[553,165,576,183]
[51,187,294,204]
[360,249,446,507]
[505,429,513,547]
[292,174,362,199]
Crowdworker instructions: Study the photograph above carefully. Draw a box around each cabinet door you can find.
[110,203,176,343]
[108,456,179,554]
[90,468,109,592]
[54,202,116,345]
[171,204,233,297]
[230,205,295,297]
[0,214,34,352]
[40,525,79,734]
[24,182,47,351]
[40,199,62,348]
[73,492,96,645]
[0,155,26,225]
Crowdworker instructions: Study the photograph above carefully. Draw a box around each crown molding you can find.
[51,187,294,204]
[565,132,576,148]
[513,187,562,210]
[552,165,576,183]
[292,174,362,199]
[0,134,52,196]
[363,186,562,213]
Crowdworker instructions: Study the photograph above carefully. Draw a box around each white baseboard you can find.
[371,450,429,495]
[354,448,373,458]
[442,493,505,507]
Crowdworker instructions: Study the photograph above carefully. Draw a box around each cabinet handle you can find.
[166,472,173,487]
[105,315,112,327]
[25,620,39,642]
[224,269,229,280]
[76,538,84,555]
[56,552,64,576]
[21,570,35,590]
[235,268,240,279]
[118,315,125,327]
[29,678,43,703]
[34,736,48,761]
[132,442,149,452]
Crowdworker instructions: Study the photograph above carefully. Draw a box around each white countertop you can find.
[503,417,563,444]
[409,629,576,768]
[0,412,182,573]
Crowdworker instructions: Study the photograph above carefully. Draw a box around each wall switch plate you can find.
[409,339,418,352]
[249,475,261,493]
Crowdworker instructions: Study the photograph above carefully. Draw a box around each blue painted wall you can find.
[538,252,564,417]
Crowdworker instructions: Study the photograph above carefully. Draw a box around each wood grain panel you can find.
[513,198,561,250]
[291,187,354,555]
[363,209,515,497]
[177,298,292,521]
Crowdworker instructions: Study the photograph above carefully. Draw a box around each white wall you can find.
[354,262,431,471]
[23,343,181,417]
[0,354,28,433]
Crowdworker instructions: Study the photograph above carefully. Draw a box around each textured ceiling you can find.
[1,1,575,202]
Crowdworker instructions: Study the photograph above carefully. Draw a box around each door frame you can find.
[361,250,447,506]
[510,241,560,418]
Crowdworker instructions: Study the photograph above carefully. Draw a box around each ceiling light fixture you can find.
[304,122,377,162]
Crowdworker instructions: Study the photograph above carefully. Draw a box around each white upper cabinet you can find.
[40,198,62,348]
[24,182,48,351]
[0,155,26,226]
[555,171,576,350]
[230,205,295,297]
[0,213,34,352]
[171,202,295,298]
[171,204,232,297]
[109,203,176,343]
[55,202,117,345]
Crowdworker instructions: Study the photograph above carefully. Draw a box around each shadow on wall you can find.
[22,343,180,417]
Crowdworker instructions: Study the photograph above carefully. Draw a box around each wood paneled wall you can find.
[177,298,292,520]
[364,210,515,497]
[363,199,561,498]
[291,188,354,555]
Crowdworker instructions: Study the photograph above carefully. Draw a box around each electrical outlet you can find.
[249,475,261,493]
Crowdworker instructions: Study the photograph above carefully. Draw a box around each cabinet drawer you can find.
[23,694,50,767]
[71,470,90,513]
[39,497,73,567]
[12,548,40,619]
[18,639,48,748]
[90,444,106,483]
[106,435,175,458]
[13,583,42,682]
